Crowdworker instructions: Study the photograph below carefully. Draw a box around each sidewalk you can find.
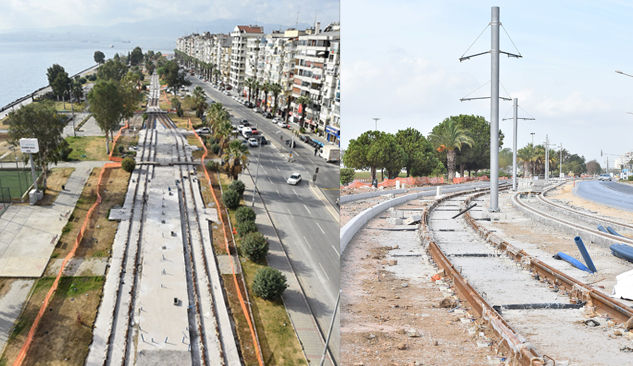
[0,160,109,277]
[239,169,335,366]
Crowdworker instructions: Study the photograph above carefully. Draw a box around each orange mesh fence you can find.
[108,120,130,162]
[13,162,121,366]
[189,118,264,366]
[342,176,444,189]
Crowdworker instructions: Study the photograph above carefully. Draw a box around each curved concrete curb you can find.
[340,191,426,254]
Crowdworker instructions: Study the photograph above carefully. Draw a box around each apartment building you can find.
[230,25,264,91]
[291,22,340,142]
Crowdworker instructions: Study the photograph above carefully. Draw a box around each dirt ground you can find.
[37,168,74,206]
[341,209,500,366]
[340,192,424,227]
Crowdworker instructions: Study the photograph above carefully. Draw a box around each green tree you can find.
[94,51,106,65]
[162,60,190,94]
[270,83,282,114]
[235,206,256,225]
[97,59,128,82]
[586,159,601,175]
[222,140,250,180]
[121,157,136,172]
[340,168,355,185]
[237,220,257,237]
[146,59,155,75]
[295,95,312,129]
[517,144,535,177]
[241,232,268,263]
[342,130,381,181]
[88,79,124,154]
[47,64,71,103]
[499,148,513,173]
[222,189,240,209]
[368,133,406,179]
[229,180,246,197]
[129,46,144,66]
[252,267,288,301]
[7,102,68,188]
[245,78,255,104]
[192,86,208,118]
[428,119,474,180]
[395,128,442,177]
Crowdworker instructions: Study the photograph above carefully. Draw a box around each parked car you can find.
[287,173,302,185]
[599,174,612,181]
[195,127,210,135]
[272,117,281,124]
[264,112,273,119]
[253,107,261,113]
[280,123,291,129]
[299,135,309,142]
[259,136,268,145]
[241,120,251,126]
[248,138,259,147]
[251,128,259,135]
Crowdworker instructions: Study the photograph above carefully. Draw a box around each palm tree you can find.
[270,83,282,115]
[213,69,220,84]
[245,78,255,104]
[253,81,262,107]
[206,102,229,130]
[428,120,475,180]
[262,81,272,111]
[295,95,312,129]
[192,86,208,118]
[213,119,232,157]
[222,139,250,180]
[283,90,293,122]
[517,144,536,177]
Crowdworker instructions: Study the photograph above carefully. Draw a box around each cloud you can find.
[514,89,611,120]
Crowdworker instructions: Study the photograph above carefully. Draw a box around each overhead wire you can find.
[519,105,535,120]
[461,80,491,99]
[460,24,490,59]
[500,82,513,100]
[501,24,522,57]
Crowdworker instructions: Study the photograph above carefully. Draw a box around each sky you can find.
[342,0,633,168]
[0,0,339,31]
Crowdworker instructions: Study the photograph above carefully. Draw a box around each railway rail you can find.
[87,74,240,366]
[419,185,633,365]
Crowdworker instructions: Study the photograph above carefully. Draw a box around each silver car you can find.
[287,173,302,185]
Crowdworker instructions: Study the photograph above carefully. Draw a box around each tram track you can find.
[88,74,240,366]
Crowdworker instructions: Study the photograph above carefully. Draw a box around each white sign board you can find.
[19,138,39,154]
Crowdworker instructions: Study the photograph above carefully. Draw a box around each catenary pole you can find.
[490,6,500,211]
[512,98,518,191]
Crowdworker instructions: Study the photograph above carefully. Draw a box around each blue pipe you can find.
[554,252,592,273]
[574,237,597,273]
[606,226,625,238]
[597,225,608,234]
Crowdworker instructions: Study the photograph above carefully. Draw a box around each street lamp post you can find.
[251,124,263,207]
[372,117,380,131]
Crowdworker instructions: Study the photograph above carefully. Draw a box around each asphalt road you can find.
[575,180,633,212]
[185,77,340,208]
[185,77,341,360]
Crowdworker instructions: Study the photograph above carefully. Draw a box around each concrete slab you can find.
[216,255,241,275]
[45,257,109,277]
[0,279,35,354]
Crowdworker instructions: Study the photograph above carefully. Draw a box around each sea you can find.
[0,39,174,108]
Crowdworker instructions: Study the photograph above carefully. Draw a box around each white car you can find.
[287,173,302,185]
[253,107,261,113]
[598,174,612,181]
[195,127,210,135]
[248,138,259,147]
[272,117,281,124]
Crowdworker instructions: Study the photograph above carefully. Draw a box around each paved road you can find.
[575,181,633,212]
[185,78,340,361]
[186,77,340,208]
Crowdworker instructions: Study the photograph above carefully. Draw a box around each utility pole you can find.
[559,143,563,179]
[543,135,550,184]
[372,117,380,131]
[531,132,535,146]
[459,6,521,212]
[503,98,534,191]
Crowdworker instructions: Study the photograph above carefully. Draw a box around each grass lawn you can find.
[0,169,41,199]
[49,101,86,113]
[110,134,139,159]
[169,113,199,129]
[65,136,109,161]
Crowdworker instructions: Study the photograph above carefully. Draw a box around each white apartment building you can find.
[291,22,340,142]
[230,25,264,92]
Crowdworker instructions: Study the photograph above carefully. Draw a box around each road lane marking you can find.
[303,204,311,214]
[293,189,299,197]
[287,208,292,215]
[276,189,281,197]
[276,166,280,171]
[303,236,312,249]
[332,245,340,257]
[319,263,329,280]
[316,222,325,234]
[268,177,273,184]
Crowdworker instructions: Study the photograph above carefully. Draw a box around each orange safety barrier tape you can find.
[13,161,121,366]
[189,118,264,366]
[108,120,130,162]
